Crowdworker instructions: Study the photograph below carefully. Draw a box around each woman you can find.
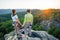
[11,9,22,35]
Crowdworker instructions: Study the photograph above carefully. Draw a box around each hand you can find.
[22,25,24,27]
[20,25,24,29]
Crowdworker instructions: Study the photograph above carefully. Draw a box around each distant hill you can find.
[0,9,26,14]
[0,9,12,14]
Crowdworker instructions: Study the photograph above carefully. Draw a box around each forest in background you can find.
[0,9,60,40]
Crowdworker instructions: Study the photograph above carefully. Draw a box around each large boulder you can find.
[4,30,59,40]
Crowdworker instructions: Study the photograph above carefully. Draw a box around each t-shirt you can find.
[23,13,33,25]
[11,15,18,22]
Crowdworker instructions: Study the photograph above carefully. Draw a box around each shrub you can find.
[32,24,44,31]
[47,26,60,40]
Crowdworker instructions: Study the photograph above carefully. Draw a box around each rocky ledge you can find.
[4,30,59,40]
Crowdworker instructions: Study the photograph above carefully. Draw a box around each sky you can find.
[0,0,60,10]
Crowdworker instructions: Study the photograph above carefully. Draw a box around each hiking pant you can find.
[13,22,21,35]
[13,22,18,35]
[24,22,32,36]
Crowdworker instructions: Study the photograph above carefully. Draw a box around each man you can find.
[23,9,33,37]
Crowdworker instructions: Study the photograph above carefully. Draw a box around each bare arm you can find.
[16,18,22,26]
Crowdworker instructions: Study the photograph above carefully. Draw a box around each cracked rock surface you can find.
[4,30,59,40]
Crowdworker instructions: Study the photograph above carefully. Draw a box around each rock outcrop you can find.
[4,30,59,40]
